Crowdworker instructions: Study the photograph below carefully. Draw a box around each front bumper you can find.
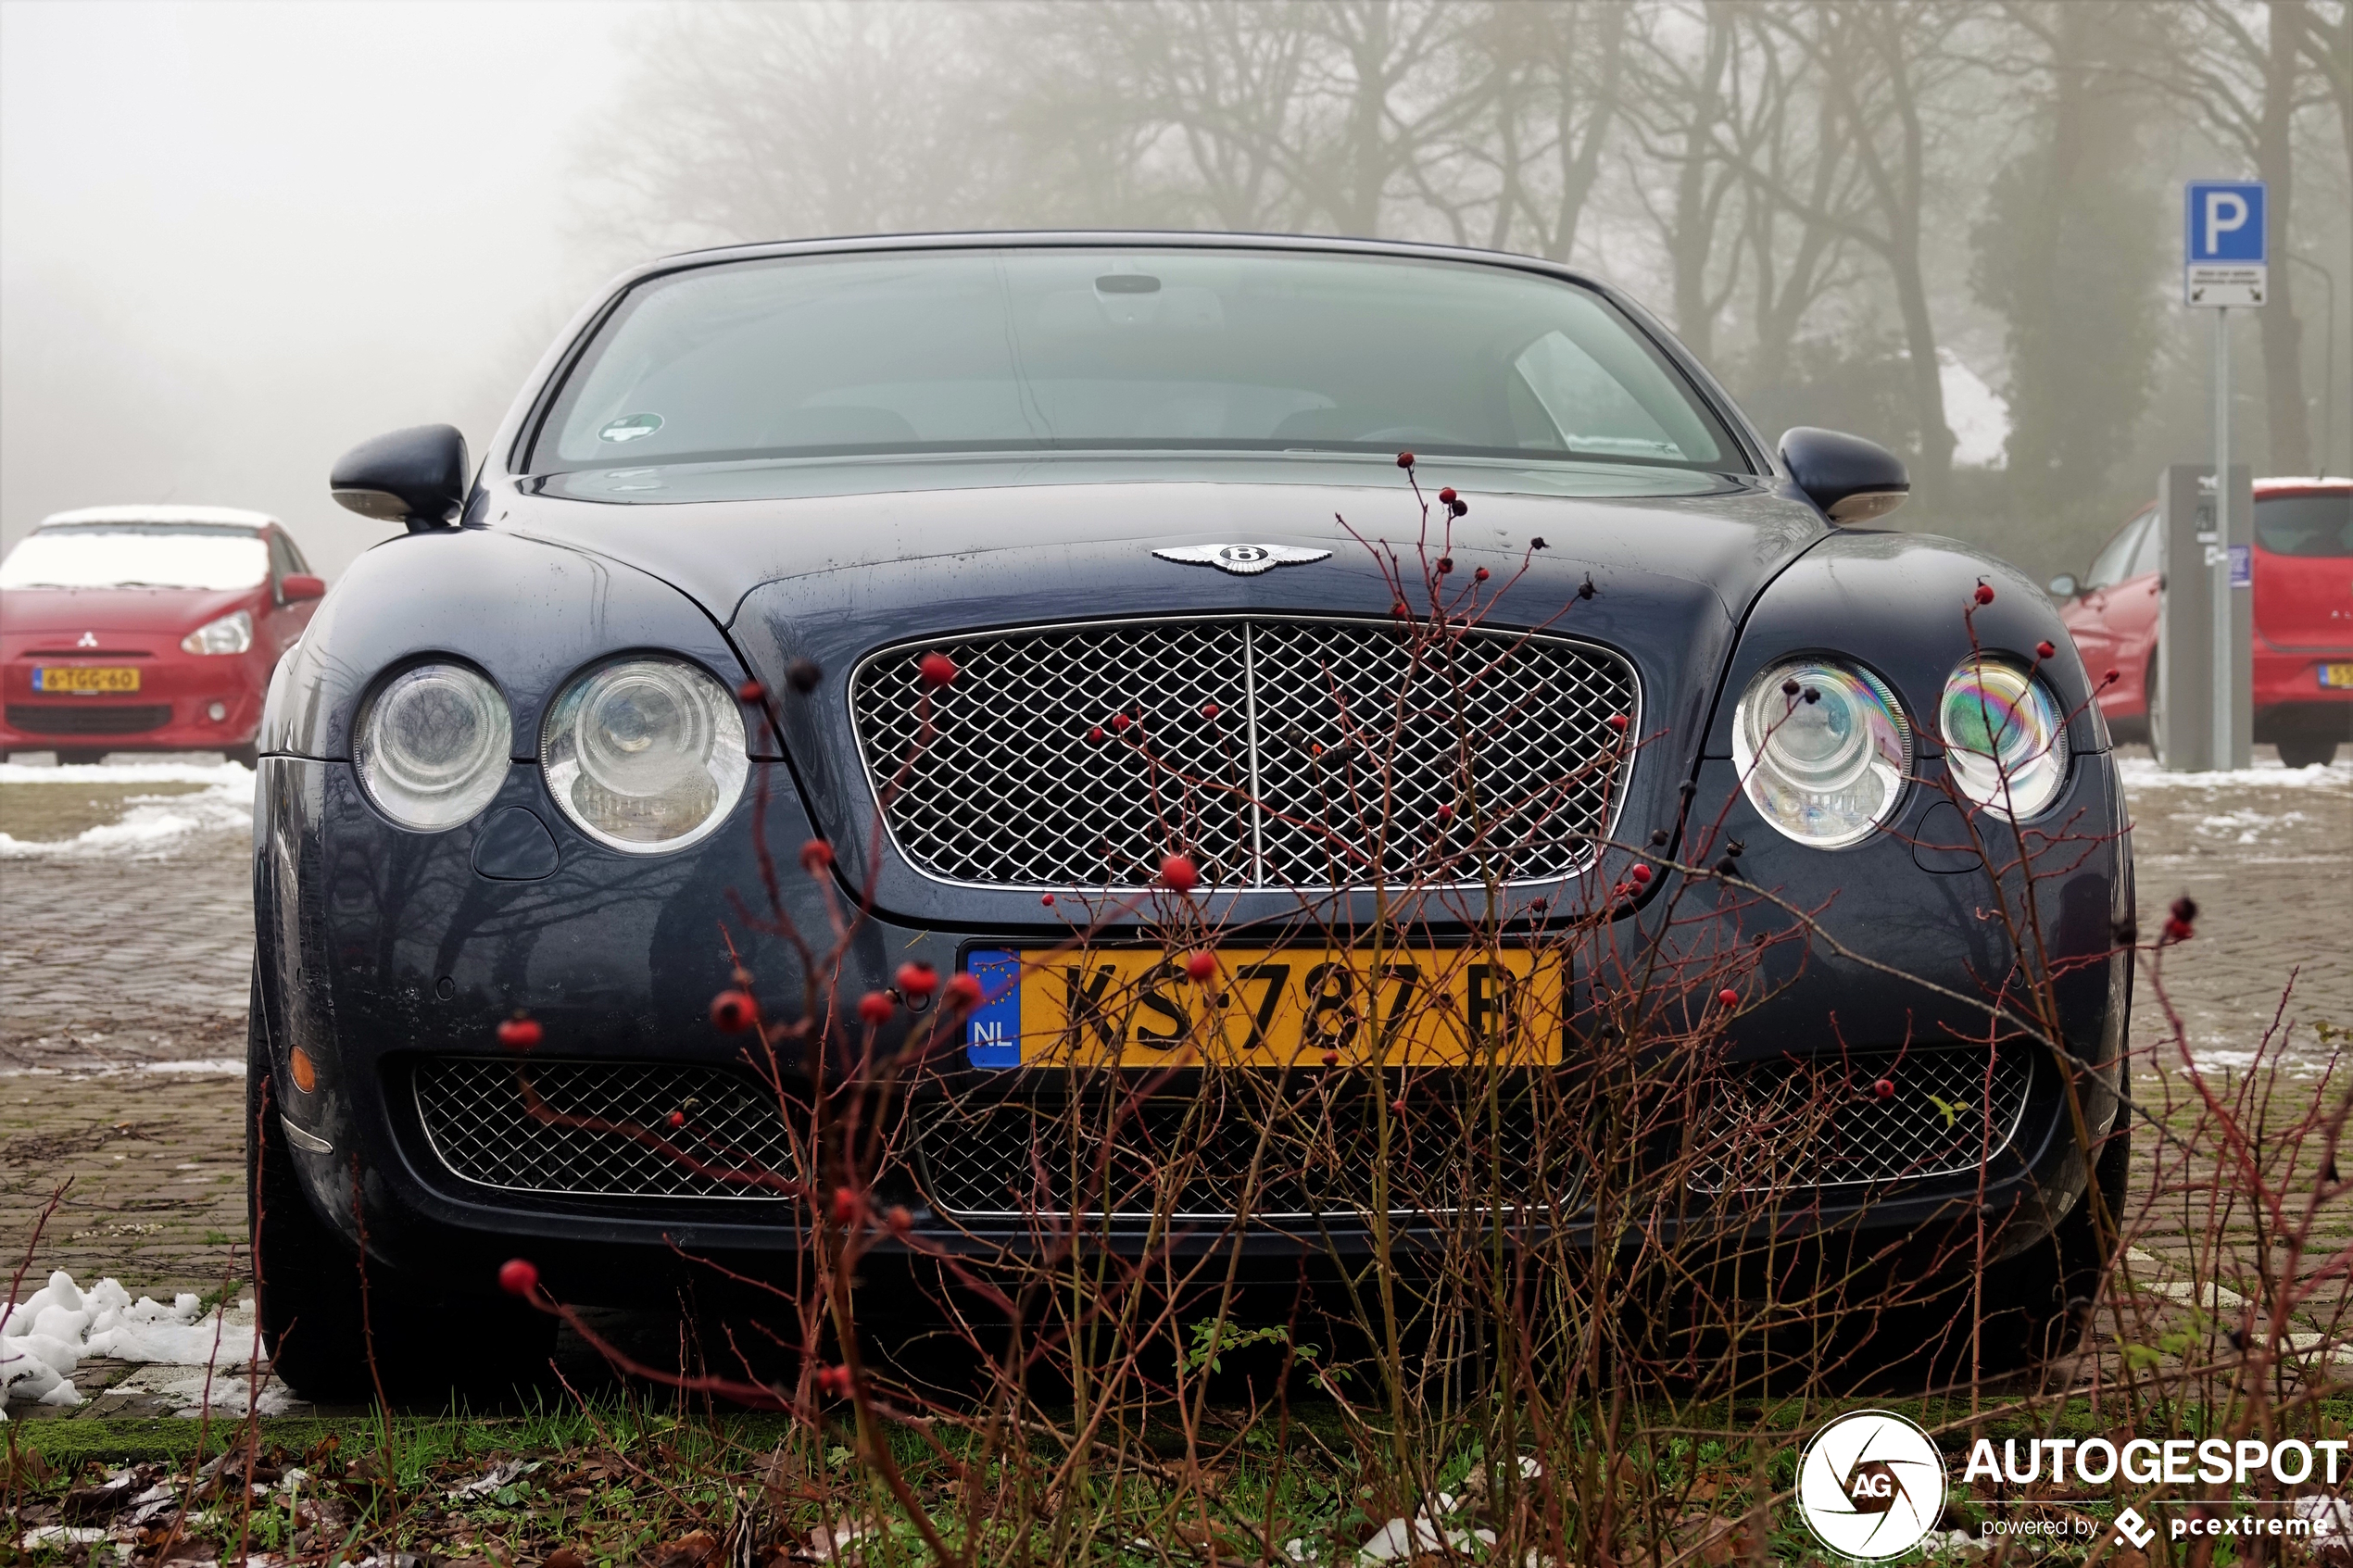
[2,650,267,752]
[252,746,2130,1304]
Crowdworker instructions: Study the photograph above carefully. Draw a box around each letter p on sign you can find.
[2204,191,2247,255]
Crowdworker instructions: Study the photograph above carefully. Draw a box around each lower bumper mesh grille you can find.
[912,1086,1579,1222]
[1687,1047,2036,1194]
[7,703,171,735]
[413,1058,800,1201]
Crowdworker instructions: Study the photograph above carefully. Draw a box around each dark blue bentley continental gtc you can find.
[249,234,2129,1397]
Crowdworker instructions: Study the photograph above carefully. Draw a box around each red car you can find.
[0,506,324,766]
[2054,477,2352,768]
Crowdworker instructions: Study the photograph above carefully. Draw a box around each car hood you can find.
[488,457,1829,926]
[0,584,259,640]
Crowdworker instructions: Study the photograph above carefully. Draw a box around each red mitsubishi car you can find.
[2054,477,2353,767]
[0,507,324,765]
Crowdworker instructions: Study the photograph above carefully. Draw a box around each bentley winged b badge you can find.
[1152,543,1333,576]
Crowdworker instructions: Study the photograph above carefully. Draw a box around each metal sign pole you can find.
[2213,305,2232,768]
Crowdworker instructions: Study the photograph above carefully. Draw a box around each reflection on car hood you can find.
[500,455,1825,629]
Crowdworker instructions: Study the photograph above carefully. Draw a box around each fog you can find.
[5,1,2348,586]
[1,1,650,578]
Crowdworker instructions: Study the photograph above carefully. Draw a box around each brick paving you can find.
[2,747,2346,1418]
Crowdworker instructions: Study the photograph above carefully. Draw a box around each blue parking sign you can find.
[2185,181,2266,306]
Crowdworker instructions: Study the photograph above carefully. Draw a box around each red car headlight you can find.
[182,609,253,656]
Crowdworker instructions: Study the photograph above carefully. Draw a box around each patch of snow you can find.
[2118,757,2353,791]
[2,1270,261,1418]
[157,1367,296,1418]
[1940,349,2009,470]
[142,1058,245,1074]
[0,761,256,857]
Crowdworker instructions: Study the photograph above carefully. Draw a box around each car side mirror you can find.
[1779,427,1910,524]
[2046,573,2080,599]
[330,424,469,533]
[281,573,326,603]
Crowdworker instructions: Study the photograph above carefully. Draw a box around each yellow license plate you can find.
[962,946,1566,1069]
[2320,662,2353,690]
[31,666,140,693]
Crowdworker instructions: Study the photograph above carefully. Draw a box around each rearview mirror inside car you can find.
[330,424,469,533]
[1780,427,1910,525]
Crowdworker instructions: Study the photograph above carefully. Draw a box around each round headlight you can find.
[1734,659,1912,848]
[1940,658,2065,819]
[540,656,747,852]
[355,663,511,831]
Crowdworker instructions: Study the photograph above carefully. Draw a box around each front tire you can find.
[247,977,554,1403]
[2276,734,2337,769]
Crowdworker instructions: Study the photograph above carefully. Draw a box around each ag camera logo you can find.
[1797,1410,1949,1560]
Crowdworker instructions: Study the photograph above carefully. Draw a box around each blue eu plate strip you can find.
[964,949,1022,1068]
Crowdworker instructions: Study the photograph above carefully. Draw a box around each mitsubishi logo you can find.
[77,632,98,648]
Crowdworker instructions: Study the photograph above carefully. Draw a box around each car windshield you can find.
[530,248,1744,475]
[2255,493,2352,557]
[0,526,269,590]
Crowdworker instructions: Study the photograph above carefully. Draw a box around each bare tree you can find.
[2164,0,2333,474]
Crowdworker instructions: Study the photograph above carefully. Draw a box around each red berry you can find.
[2103,668,2120,684]
[1607,714,1630,732]
[1435,804,1454,822]
[709,989,756,1033]
[1040,893,1055,906]
[1716,988,1740,1008]
[816,1364,852,1396]
[2164,918,2194,943]
[2035,640,2056,660]
[895,961,938,998]
[831,1185,859,1223]
[1391,1098,1409,1117]
[1629,864,1652,884]
[1111,713,1132,731]
[2170,895,2198,924]
[1614,884,1630,897]
[858,991,894,1026]
[799,839,834,874]
[943,972,984,1010]
[1973,583,1996,605]
[1450,498,1468,517]
[1436,556,1454,574]
[1391,600,1410,617]
[1184,950,1218,983]
[1319,1049,1340,1067]
[885,1205,913,1234]
[1396,451,1416,469]
[1159,854,1200,894]
[737,679,765,704]
[1874,1078,1895,1100]
[497,1017,541,1050]
[667,1110,685,1128]
[1438,487,1458,505]
[1088,726,1105,742]
[918,652,959,687]
[497,1258,539,1297]
[1474,567,1490,583]
[1201,702,1220,719]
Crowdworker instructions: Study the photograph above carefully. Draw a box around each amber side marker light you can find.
[288,1047,318,1094]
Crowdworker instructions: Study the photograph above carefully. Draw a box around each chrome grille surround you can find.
[911,1087,1579,1223]
[1687,1047,2037,1195]
[849,616,1638,892]
[413,1058,800,1201]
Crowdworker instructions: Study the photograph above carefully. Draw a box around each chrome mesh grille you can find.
[911,1087,1579,1222]
[849,617,1636,890]
[1688,1047,2036,1194]
[413,1058,800,1201]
